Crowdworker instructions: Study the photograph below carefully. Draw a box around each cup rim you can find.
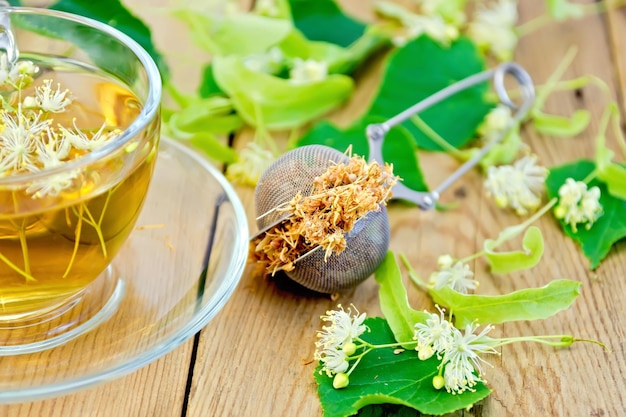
[0,6,162,186]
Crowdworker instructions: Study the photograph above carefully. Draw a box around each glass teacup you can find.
[0,6,161,350]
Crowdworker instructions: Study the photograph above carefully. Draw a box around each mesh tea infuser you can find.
[252,62,535,293]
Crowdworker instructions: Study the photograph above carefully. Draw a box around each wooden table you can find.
[2,1,626,416]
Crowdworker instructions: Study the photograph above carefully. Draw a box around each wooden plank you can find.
[484,2,626,416]
[187,1,626,417]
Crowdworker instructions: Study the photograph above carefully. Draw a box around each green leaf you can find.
[429,280,581,328]
[172,9,292,56]
[597,163,626,200]
[198,64,224,98]
[297,118,428,192]
[278,29,390,76]
[374,252,430,348]
[212,55,354,129]
[318,318,490,416]
[365,36,493,151]
[288,0,366,47]
[315,318,491,417]
[188,133,238,164]
[167,96,242,138]
[484,226,545,274]
[356,403,425,417]
[546,160,626,268]
[16,0,170,80]
[532,109,591,137]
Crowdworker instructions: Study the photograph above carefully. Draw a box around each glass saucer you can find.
[0,137,249,403]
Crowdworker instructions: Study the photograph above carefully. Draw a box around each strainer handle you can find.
[366,62,535,210]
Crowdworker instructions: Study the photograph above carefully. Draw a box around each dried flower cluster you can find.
[251,154,398,275]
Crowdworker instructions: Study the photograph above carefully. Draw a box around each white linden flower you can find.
[429,257,478,294]
[478,105,513,142]
[36,129,71,168]
[33,80,73,113]
[60,120,119,152]
[314,346,350,377]
[9,60,37,89]
[414,305,453,357]
[315,305,366,379]
[289,58,328,85]
[26,170,79,199]
[376,1,458,45]
[418,0,466,26]
[0,110,48,173]
[441,323,498,394]
[316,304,367,350]
[467,0,518,61]
[554,178,603,232]
[405,14,459,46]
[226,142,275,186]
[484,155,548,216]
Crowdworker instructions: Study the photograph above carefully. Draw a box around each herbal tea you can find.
[0,55,158,319]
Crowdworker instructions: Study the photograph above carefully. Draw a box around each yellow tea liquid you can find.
[0,57,158,319]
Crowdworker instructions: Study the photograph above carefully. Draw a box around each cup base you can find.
[0,265,125,355]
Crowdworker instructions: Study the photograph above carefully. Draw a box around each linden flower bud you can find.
[22,96,37,108]
[432,375,445,390]
[418,344,435,361]
[436,254,454,269]
[333,373,350,389]
[342,341,357,356]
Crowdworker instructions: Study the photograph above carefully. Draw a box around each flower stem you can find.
[17,220,31,277]
[399,252,429,290]
[346,347,373,376]
[410,115,464,158]
[533,46,578,112]
[495,334,608,351]
[458,251,485,264]
[516,1,622,38]
[81,203,108,258]
[64,204,84,278]
[0,250,36,282]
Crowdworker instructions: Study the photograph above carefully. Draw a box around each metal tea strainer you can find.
[253,62,535,293]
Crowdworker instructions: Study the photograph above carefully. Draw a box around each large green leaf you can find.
[172,9,292,56]
[374,252,430,348]
[212,55,354,129]
[288,0,366,47]
[546,160,626,268]
[10,0,169,80]
[429,280,581,328]
[315,317,491,417]
[484,226,545,274]
[297,118,428,192]
[364,36,493,151]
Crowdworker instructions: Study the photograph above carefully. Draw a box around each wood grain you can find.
[2,1,626,417]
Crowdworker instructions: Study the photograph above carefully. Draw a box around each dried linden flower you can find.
[251,153,398,275]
